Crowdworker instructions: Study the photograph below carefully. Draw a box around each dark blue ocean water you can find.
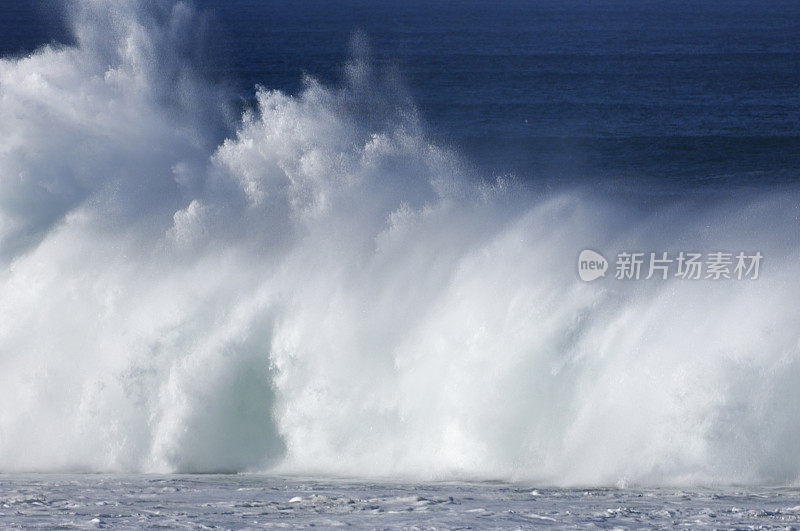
[3,0,799,187]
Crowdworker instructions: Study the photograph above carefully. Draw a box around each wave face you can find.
[1,0,800,485]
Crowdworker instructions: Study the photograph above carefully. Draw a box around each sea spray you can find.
[1,0,800,485]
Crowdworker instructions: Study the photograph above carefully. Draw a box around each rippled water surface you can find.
[3,475,800,528]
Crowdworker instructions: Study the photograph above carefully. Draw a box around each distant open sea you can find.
[5,0,800,190]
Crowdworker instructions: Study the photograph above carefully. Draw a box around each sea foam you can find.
[1,0,799,486]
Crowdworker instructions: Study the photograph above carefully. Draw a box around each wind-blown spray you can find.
[1,0,799,485]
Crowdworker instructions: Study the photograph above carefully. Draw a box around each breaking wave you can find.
[1,0,800,486]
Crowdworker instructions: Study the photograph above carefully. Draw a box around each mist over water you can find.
[1,0,800,486]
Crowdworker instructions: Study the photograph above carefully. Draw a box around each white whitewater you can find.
[1,0,799,486]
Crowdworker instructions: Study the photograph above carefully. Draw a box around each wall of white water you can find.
[1,0,799,486]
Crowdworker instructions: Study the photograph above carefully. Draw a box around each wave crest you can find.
[1,0,799,485]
